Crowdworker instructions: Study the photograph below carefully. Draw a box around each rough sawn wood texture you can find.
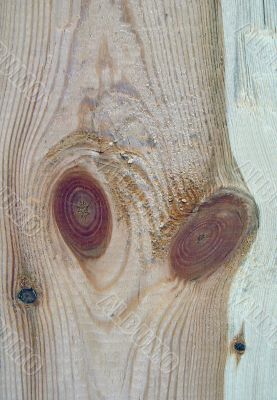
[0,1,271,399]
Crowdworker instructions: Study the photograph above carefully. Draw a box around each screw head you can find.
[17,288,37,304]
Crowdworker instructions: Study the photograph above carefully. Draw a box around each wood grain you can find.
[0,1,265,399]
[222,1,277,399]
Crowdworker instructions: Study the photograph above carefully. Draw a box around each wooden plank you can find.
[222,1,277,399]
[0,1,272,399]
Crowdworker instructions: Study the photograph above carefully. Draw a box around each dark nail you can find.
[234,341,246,353]
[17,288,37,304]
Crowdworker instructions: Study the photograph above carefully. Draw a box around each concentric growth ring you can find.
[53,170,112,258]
[170,191,256,280]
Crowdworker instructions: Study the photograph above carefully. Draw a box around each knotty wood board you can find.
[0,1,275,399]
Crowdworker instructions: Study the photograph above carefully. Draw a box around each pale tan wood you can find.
[0,1,261,399]
[222,1,277,399]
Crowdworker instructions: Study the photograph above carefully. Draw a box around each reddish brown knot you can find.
[53,170,112,258]
[170,190,258,280]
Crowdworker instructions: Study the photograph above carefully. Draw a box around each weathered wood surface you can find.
[0,1,275,399]
[223,1,277,399]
